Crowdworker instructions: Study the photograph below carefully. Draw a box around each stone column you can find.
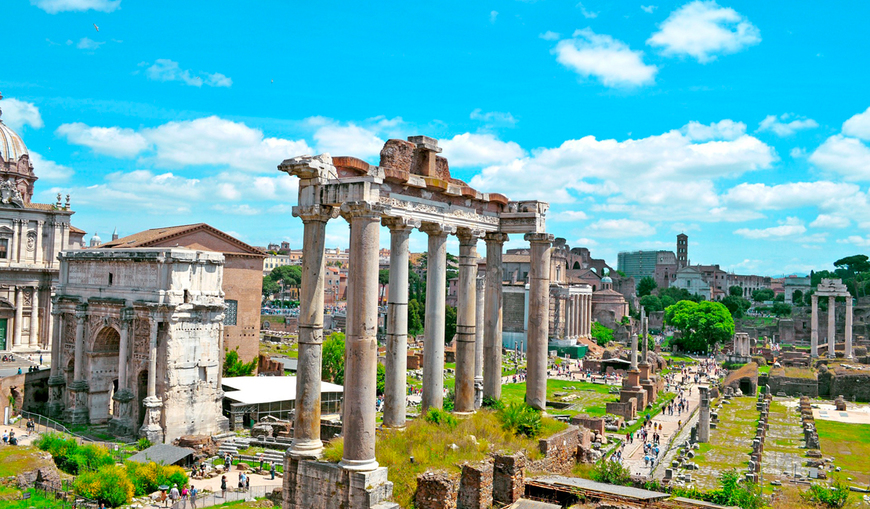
[641,308,648,365]
[13,287,22,348]
[698,386,710,443]
[73,305,86,381]
[47,306,65,418]
[140,311,164,443]
[9,219,18,265]
[524,233,553,411]
[630,332,638,371]
[382,217,417,428]
[67,304,90,424]
[845,296,853,359]
[810,294,818,358]
[828,296,836,357]
[484,233,508,401]
[289,206,334,457]
[454,229,480,414]
[421,223,454,412]
[17,219,26,261]
[339,202,381,472]
[29,287,39,348]
[110,307,135,436]
[474,275,485,409]
[575,295,582,338]
[35,221,43,264]
[565,295,574,339]
[117,309,132,391]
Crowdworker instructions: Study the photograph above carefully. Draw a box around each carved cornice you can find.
[381,216,420,232]
[339,201,384,221]
[420,222,457,237]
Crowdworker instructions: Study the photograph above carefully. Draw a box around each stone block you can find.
[457,461,492,509]
[493,452,525,505]
[416,470,459,509]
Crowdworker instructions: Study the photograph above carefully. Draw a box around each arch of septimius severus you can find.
[279,136,552,508]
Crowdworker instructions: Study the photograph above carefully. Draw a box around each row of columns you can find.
[5,219,47,266]
[7,285,41,350]
[810,294,853,358]
[289,200,554,471]
[564,292,592,339]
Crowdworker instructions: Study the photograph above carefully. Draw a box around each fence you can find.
[170,485,276,509]
[32,481,100,509]
[19,410,134,449]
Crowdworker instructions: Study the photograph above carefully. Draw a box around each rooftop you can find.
[222,375,343,405]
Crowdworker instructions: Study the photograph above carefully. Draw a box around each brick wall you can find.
[416,471,459,509]
[458,461,492,509]
[530,426,580,474]
[493,452,525,505]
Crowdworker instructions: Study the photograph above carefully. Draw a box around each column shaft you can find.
[811,295,818,358]
[74,308,86,381]
[846,297,853,359]
[565,296,573,338]
[421,224,451,411]
[35,221,43,264]
[382,219,414,428]
[483,233,507,401]
[13,287,23,348]
[29,287,39,348]
[828,296,836,357]
[525,233,553,410]
[17,219,26,261]
[339,203,380,471]
[291,212,331,458]
[118,316,131,391]
[50,310,62,377]
[630,333,638,370]
[9,219,18,265]
[147,315,158,397]
[454,230,479,414]
[474,275,485,409]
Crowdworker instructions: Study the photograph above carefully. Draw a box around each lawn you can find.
[690,397,759,490]
[761,399,805,483]
[323,409,566,509]
[500,379,616,417]
[816,419,870,482]
[0,488,69,509]
[259,341,298,358]
[768,367,816,380]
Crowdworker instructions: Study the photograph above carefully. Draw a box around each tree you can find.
[772,302,792,317]
[729,285,744,297]
[270,265,302,286]
[223,348,257,377]
[751,288,775,302]
[322,332,346,385]
[376,363,386,396]
[659,286,702,303]
[792,289,803,304]
[591,322,613,347]
[639,295,663,313]
[262,277,279,297]
[834,254,870,275]
[378,269,390,286]
[721,295,751,319]
[637,276,657,297]
[445,305,457,344]
[408,298,424,336]
[773,293,784,302]
[665,300,734,353]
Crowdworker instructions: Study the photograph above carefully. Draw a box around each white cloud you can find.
[552,210,589,222]
[647,0,761,63]
[734,217,806,239]
[842,106,870,141]
[723,181,861,211]
[57,170,202,214]
[573,237,598,247]
[29,151,73,182]
[681,119,746,141]
[810,214,850,229]
[313,123,384,160]
[31,0,120,13]
[587,219,655,238]
[490,10,498,23]
[145,59,232,88]
[757,114,818,137]
[439,133,526,167]
[0,98,44,130]
[839,236,870,247]
[809,135,870,181]
[577,2,598,18]
[641,5,657,13]
[539,31,561,41]
[553,28,657,87]
[56,123,149,158]
[76,37,104,50]
[790,147,806,159]
[470,109,517,127]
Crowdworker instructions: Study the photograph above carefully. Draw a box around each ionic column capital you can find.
[484,232,509,244]
[382,216,420,232]
[339,201,384,221]
[420,222,456,237]
[524,232,554,245]
[456,228,485,244]
[293,204,338,223]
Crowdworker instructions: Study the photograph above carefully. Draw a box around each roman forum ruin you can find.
[278,136,551,507]
[811,278,853,358]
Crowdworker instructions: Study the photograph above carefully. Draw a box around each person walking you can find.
[181,485,189,509]
[169,484,180,506]
[270,461,276,480]
[190,485,198,509]
[221,475,227,498]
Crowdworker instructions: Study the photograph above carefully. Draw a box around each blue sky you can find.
[4,0,870,276]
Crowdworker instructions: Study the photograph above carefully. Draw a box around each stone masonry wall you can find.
[530,425,580,474]
[416,471,459,509]
[457,461,493,509]
[768,374,819,398]
[493,452,525,505]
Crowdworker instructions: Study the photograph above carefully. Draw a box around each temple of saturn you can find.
[279,136,551,509]
[811,278,854,358]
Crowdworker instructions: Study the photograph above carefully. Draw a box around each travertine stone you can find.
[382,217,418,428]
[811,294,819,358]
[698,386,710,443]
[422,222,455,412]
[454,229,481,414]
[524,232,553,411]
[474,275,485,409]
[339,201,381,472]
[828,296,836,357]
[845,297,853,358]
[484,233,507,401]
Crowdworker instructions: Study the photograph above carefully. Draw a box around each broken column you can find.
[483,232,507,401]
[525,233,553,411]
[454,229,481,414]
[698,386,710,443]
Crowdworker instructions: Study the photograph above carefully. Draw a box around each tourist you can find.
[270,461,276,480]
[169,484,180,506]
[221,475,227,498]
[190,485,198,509]
[239,472,245,490]
[246,475,250,491]
[259,453,265,472]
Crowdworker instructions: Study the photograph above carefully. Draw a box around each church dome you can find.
[0,119,28,164]
[601,276,613,283]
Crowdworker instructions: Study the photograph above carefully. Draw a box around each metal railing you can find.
[169,485,276,509]
[31,481,100,509]
[20,410,134,448]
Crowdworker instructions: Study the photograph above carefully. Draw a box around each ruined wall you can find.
[222,255,264,367]
[416,471,459,509]
[767,371,819,398]
[529,426,580,474]
[829,370,870,402]
[493,453,525,505]
[458,461,493,509]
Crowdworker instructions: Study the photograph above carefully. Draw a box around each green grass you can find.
[690,397,759,489]
[758,365,771,374]
[662,353,698,365]
[499,379,615,417]
[769,366,816,380]
[0,446,57,478]
[0,488,70,509]
[259,341,298,358]
[816,420,870,482]
[323,408,565,509]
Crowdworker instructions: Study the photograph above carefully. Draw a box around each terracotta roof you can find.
[23,202,56,211]
[69,225,86,234]
[99,223,265,257]
[503,254,530,263]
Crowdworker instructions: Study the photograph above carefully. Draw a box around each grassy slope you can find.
[500,379,615,417]
[816,420,870,481]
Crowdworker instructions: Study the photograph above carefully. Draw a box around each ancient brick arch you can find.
[92,326,121,352]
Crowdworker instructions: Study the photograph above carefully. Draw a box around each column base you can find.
[64,380,90,424]
[283,459,396,509]
[339,457,380,472]
[288,438,323,460]
[109,389,135,436]
[47,375,66,419]
[139,396,164,444]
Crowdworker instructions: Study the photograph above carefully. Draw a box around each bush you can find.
[481,396,504,411]
[443,389,455,412]
[803,477,850,508]
[124,462,189,496]
[497,402,542,438]
[136,437,152,451]
[424,407,458,428]
[711,469,764,509]
[35,433,113,475]
[591,458,630,486]
[74,465,134,507]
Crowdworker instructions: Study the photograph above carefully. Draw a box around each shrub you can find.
[124,461,189,496]
[711,469,764,509]
[35,433,113,475]
[136,437,152,451]
[591,458,630,486]
[443,389,455,412]
[75,465,134,507]
[803,477,850,508]
[424,408,458,428]
[497,402,542,438]
[481,396,504,411]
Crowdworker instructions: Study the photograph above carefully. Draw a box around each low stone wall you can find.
[283,458,395,509]
[416,471,459,509]
[768,373,819,398]
[529,426,580,474]
[458,461,493,509]
[493,452,525,505]
[829,370,870,402]
[571,415,604,435]
[605,399,636,420]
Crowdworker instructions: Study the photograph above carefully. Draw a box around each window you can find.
[225,299,238,326]
[0,239,7,259]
